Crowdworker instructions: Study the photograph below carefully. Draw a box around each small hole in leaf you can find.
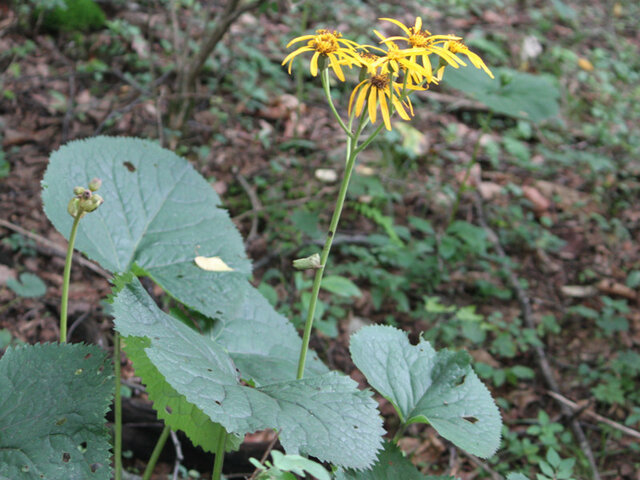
[84,353,92,360]
[408,333,420,345]
[353,425,358,429]
[165,406,173,414]
[123,161,136,172]
[90,463,100,473]
[455,374,467,387]
[21,465,29,472]
[177,274,184,279]
[98,365,104,373]
[463,416,479,424]
[75,368,83,375]
[62,452,71,463]
[215,400,221,406]
[78,441,88,452]
[207,368,212,372]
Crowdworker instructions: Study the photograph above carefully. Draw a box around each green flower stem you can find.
[296,75,385,380]
[142,424,170,480]
[296,109,365,380]
[321,68,352,138]
[114,333,123,480]
[60,214,81,343]
[212,428,227,480]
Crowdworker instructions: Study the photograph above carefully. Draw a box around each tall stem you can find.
[60,214,81,343]
[296,140,358,379]
[212,428,227,480]
[142,424,170,480]
[114,333,123,480]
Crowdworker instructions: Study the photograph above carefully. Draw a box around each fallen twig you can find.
[473,192,602,480]
[0,219,110,280]
[170,429,184,480]
[247,430,281,480]
[547,391,640,440]
[234,171,262,244]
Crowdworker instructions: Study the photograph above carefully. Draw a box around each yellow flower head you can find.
[369,32,431,83]
[282,29,362,81]
[375,19,463,85]
[348,72,417,131]
[441,40,494,79]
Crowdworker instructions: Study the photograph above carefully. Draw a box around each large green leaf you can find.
[350,326,501,458]
[42,136,250,276]
[441,65,560,122]
[122,336,241,453]
[112,279,384,469]
[42,137,327,383]
[336,442,456,480]
[0,343,112,480]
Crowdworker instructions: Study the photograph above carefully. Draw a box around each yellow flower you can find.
[282,29,363,81]
[437,40,494,80]
[368,34,431,84]
[348,73,417,131]
[377,17,464,83]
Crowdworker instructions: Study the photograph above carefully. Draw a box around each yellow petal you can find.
[380,17,411,35]
[349,81,365,114]
[415,17,422,32]
[194,256,234,272]
[310,51,320,76]
[355,82,369,116]
[368,86,378,124]
[379,90,391,130]
[328,54,345,81]
[392,96,410,120]
[286,34,315,48]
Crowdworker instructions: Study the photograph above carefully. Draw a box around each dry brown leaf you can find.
[522,185,551,213]
[596,279,637,300]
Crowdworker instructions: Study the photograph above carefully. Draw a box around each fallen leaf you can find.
[315,168,337,183]
[522,185,551,213]
[596,279,637,300]
[478,181,503,200]
[561,285,598,298]
[194,256,234,272]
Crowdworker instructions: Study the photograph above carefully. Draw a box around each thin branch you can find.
[0,219,110,279]
[234,171,262,244]
[247,430,280,480]
[169,429,184,480]
[473,192,602,480]
[547,391,640,440]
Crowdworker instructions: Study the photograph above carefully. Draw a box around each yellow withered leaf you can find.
[194,256,234,272]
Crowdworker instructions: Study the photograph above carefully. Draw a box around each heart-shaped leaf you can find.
[0,343,112,479]
[442,65,560,122]
[42,137,327,384]
[113,278,384,469]
[350,325,501,458]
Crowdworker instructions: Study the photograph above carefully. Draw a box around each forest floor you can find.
[1,0,639,478]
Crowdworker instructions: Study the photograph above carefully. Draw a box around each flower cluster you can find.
[283,17,493,130]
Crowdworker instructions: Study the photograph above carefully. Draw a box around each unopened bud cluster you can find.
[68,177,104,218]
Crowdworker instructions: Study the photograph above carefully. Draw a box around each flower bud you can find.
[79,194,103,213]
[67,198,80,218]
[293,253,322,270]
[88,178,102,192]
[73,186,85,196]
